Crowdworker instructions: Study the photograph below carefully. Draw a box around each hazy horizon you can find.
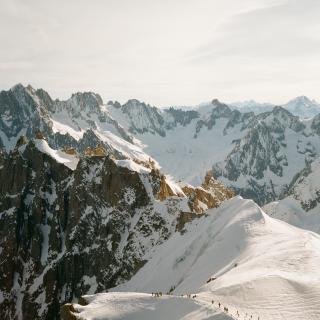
[5,82,319,109]
[1,0,320,107]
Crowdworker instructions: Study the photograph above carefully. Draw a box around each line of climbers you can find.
[151,292,261,319]
[151,292,162,297]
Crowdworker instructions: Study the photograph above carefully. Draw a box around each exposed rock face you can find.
[182,171,234,214]
[281,160,320,211]
[283,96,320,119]
[3,84,320,206]
[60,304,78,320]
[120,99,166,136]
[62,147,76,156]
[262,157,320,234]
[0,139,233,320]
[108,98,320,205]
[156,174,179,201]
[60,297,88,320]
[164,107,199,128]
[35,130,45,140]
[215,123,285,181]
[194,100,253,138]
[281,156,320,213]
[212,107,319,205]
[16,135,28,148]
[83,145,107,157]
[311,114,320,136]
[0,84,134,154]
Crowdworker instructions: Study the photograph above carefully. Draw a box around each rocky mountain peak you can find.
[286,95,314,107]
[117,99,166,136]
[255,106,305,133]
[0,130,234,319]
[211,99,232,116]
[121,99,160,116]
[69,91,103,112]
[202,170,218,188]
[107,100,122,109]
[211,98,222,105]
[269,105,297,121]
[181,171,234,214]
[283,96,320,119]
[125,98,144,106]
[7,84,55,117]
[35,88,54,109]
[211,98,230,109]
[10,84,39,102]
[10,82,25,92]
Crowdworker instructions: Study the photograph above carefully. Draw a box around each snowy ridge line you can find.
[147,288,261,319]
[176,294,239,319]
[194,295,261,320]
[109,197,320,320]
[33,138,79,170]
[63,292,237,320]
[62,292,263,320]
[152,293,241,319]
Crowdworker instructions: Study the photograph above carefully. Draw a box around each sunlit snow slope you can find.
[68,292,233,320]
[108,196,320,320]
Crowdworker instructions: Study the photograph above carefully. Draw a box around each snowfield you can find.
[71,292,233,320]
[122,117,244,186]
[69,196,320,320]
[94,130,158,166]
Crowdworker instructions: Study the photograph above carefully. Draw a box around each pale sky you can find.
[1,0,320,107]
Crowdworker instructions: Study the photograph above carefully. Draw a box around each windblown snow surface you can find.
[74,197,320,320]
[34,139,79,170]
[73,292,233,320]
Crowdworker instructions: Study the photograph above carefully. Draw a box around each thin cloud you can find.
[0,0,320,106]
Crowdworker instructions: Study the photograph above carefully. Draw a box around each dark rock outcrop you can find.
[0,139,233,320]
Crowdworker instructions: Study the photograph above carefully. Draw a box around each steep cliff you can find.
[0,137,233,320]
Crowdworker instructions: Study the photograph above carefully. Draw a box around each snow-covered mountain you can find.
[62,292,234,320]
[0,133,233,320]
[107,99,320,205]
[2,84,320,320]
[231,96,320,119]
[212,107,320,204]
[263,156,320,233]
[283,96,320,119]
[63,196,320,320]
[0,84,140,159]
[107,98,257,186]
[2,84,320,205]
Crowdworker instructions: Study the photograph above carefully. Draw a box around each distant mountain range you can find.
[1,85,320,206]
[107,97,320,206]
[2,84,320,320]
[231,95,320,119]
